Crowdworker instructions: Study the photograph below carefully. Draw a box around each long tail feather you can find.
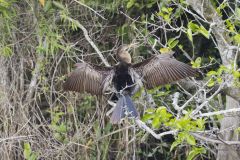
[110,95,138,124]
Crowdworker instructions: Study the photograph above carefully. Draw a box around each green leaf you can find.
[188,22,199,32]
[196,118,205,130]
[207,79,215,87]
[152,116,160,128]
[217,77,223,83]
[24,142,31,159]
[206,70,217,77]
[145,108,156,113]
[29,153,38,160]
[156,107,172,122]
[187,28,193,42]
[142,113,155,122]
[236,8,240,18]
[1,46,13,57]
[150,14,155,21]
[186,134,196,145]
[43,0,52,12]
[159,47,171,53]
[233,70,240,78]
[154,91,170,97]
[170,140,181,151]
[187,147,206,160]
[198,26,209,39]
[187,22,209,39]
[56,123,67,133]
[167,38,179,48]
[191,57,201,68]
[236,127,240,133]
[226,19,235,32]
[161,7,169,13]
[233,34,240,44]
[127,0,135,9]
[52,1,65,10]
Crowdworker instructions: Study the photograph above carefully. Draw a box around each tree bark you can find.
[186,0,240,159]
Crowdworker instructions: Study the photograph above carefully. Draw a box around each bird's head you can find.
[116,43,137,64]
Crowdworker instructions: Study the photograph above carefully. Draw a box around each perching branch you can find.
[135,119,178,139]
[196,108,240,118]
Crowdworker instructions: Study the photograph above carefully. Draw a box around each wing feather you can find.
[132,54,197,89]
[63,63,114,95]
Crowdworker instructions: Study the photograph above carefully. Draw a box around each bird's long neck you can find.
[117,51,132,64]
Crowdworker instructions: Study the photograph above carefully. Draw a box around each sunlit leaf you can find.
[24,142,31,159]
[188,22,199,32]
[39,0,45,7]
[186,134,196,145]
[187,28,193,42]
[168,38,179,48]
[191,57,201,68]
[142,113,155,122]
[236,8,240,18]
[196,118,205,130]
[127,0,135,9]
[160,47,171,53]
[233,70,240,78]
[52,1,65,10]
[207,79,215,87]
[233,34,240,44]
[152,116,160,128]
[187,147,206,160]
[170,140,181,151]
[207,70,217,77]
[198,26,209,39]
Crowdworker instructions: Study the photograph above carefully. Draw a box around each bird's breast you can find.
[113,63,134,92]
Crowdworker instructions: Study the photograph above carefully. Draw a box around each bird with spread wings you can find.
[63,44,196,124]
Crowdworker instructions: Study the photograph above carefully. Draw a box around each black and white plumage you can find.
[63,44,196,124]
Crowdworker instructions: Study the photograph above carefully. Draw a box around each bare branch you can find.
[73,0,107,20]
[65,17,110,67]
[196,108,240,118]
[135,119,177,139]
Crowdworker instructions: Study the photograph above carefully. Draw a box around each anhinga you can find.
[63,44,196,124]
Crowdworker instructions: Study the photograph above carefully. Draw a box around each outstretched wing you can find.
[63,63,114,95]
[132,53,196,89]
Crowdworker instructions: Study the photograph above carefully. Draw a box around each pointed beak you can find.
[128,42,138,49]
[126,42,139,52]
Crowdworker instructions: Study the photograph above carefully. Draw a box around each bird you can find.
[63,44,196,124]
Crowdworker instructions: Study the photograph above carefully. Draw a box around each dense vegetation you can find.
[0,0,239,159]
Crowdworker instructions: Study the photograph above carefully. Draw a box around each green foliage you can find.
[167,38,179,49]
[187,147,206,160]
[216,1,228,16]
[126,0,158,9]
[206,65,240,87]
[48,106,68,143]
[191,57,202,68]
[157,6,173,23]
[0,45,12,57]
[143,107,206,158]
[1,0,238,159]
[0,0,15,18]
[187,22,210,41]
[143,107,205,131]
[23,142,38,160]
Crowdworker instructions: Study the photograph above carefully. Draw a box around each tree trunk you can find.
[217,96,240,160]
[186,0,240,159]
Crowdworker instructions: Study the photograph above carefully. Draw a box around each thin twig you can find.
[135,119,177,139]
[65,17,110,66]
[73,0,107,20]
[196,108,240,118]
